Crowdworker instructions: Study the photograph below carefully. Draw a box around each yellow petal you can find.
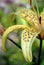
[16,9,40,30]
[21,29,39,62]
[2,25,29,51]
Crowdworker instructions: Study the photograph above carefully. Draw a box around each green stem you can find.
[35,0,39,16]
[37,37,42,65]
[8,37,21,49]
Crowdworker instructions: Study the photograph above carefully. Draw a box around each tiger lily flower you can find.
[2,9,44,62]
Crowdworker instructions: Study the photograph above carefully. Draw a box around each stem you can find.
[8,37,21,49]
[29,0,32,6]
[29,0,37,13]
[37,37,42,65]
[35,0,39,16]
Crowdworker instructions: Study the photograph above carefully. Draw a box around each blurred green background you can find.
[0,0,44,65]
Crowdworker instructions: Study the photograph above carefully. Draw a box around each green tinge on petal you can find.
[2,25,29,51]
[16,9,40,30]
[21,29,39,62]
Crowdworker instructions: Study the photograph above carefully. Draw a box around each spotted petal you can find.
[2,25,29,51]
[16,9,40,30]
[21,29,39,62]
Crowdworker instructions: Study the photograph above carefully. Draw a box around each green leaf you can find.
[1,13,15,29]
[17,16,30,26]
[41,60,44,65]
